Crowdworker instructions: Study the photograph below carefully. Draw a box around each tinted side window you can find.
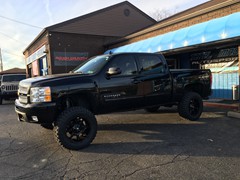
[108,55,137,76]
[2,75,26,82]
[138,55,164,75]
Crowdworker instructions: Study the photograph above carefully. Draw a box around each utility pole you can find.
[0,48,3,72]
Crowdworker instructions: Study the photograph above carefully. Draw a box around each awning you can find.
[105,12,240,54]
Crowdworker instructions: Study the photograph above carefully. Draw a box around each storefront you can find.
[191,47,238,99]
[105,1,240,100]
[26,45,48,77]
[23,1,156,78]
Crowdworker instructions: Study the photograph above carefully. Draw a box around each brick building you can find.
[23,1,156,77]
[106,0,240,99]
[24,0,240,99]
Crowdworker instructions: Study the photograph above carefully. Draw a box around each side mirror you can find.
[106,67,121,76]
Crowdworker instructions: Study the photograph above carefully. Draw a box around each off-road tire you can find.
[178,92,203,121]
[54,107,97,150]
[145,106,160,113]
[41,123,54,130]
[0,97,2,105]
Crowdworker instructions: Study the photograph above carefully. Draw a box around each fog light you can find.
[32,116,38,122]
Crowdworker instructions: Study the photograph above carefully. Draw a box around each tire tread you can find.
[54,107,97,150]
[178,92,203,121]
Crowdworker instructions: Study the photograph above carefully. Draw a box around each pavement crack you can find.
[123,153,190,178]
[106,144,157,177]
[106,155,133,175]
[0,139,16,158]
[60,150,74,179]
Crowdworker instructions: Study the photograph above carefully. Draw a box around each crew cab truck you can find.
[0,74,26,105]
[15,53,211,150]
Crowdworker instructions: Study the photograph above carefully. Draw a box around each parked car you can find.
[15,53,211,150]
[0,74,26,104]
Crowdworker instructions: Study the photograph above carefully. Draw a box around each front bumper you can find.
[15,99,57,124]
[1,91,18,98]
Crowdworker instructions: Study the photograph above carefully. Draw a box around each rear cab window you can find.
[137,55,166,75]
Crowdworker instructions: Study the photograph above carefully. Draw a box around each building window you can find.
[124,9,130,17]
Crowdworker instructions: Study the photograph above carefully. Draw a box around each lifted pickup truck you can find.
[15,53,211,150]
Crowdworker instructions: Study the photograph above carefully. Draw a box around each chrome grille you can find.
[5,85,18,91]
[18,85,28,94]
[19,95,28,104]
[18,85,29,104]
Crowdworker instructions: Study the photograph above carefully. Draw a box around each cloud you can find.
[1,51,25,71]
[130,0,209,17]
[0,0,210,70]
[43,0,53,25]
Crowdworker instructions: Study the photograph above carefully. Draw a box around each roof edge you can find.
[47,1,156,31]
[23,1,156,54]
[109,0,239,45]
[23,29,47,54]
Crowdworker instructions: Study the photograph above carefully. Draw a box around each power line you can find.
[0,14,42,29]
[1,49,24,58]
[0,31,28,45]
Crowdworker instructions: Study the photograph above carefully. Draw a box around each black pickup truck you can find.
[15,53,211,150]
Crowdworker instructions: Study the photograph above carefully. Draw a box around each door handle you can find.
[132,79,142,84]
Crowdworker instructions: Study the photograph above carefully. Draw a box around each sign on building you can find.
[54,52,88,66]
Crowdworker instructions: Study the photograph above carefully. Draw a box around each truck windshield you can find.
[74,55,110,74]
[2,75,26,82]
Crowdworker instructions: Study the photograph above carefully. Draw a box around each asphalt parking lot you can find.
[0,101,240,179]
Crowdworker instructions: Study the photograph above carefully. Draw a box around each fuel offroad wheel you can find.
[178,92,203,121]
[54,107,97,150]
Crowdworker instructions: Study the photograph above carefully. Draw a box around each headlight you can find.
[30,87,51,103]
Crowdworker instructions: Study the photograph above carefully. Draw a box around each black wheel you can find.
[41,123,54,130]
[0,97,2,105]
[145,106,160,113]
[54,107,97,150]
[178,92,203,121]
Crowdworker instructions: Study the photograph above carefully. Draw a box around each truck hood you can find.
[19,73,92,88]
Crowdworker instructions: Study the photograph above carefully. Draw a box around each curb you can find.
[227,111,240,119]
[203,102,239,111]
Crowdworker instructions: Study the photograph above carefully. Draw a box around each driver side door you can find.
[98,54,144,113]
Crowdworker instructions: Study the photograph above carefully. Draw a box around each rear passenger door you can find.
[136,54,172,107]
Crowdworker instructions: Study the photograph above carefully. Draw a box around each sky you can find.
[0,0,209,71]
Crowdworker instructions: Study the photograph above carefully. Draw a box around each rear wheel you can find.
[54,107,97,150]
[145,106,160,113]
[178,92,203,121]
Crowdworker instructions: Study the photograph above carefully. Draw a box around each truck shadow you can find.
[84,113,240,157]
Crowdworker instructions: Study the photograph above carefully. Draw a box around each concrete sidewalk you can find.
[204,99,240,119]
[203,99,239,111]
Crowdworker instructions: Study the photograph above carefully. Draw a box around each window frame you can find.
[136,54,166,75]
[105,54,139,77]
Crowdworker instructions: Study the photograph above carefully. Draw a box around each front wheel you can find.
[54,107,97,150]
[178,92,203,121]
